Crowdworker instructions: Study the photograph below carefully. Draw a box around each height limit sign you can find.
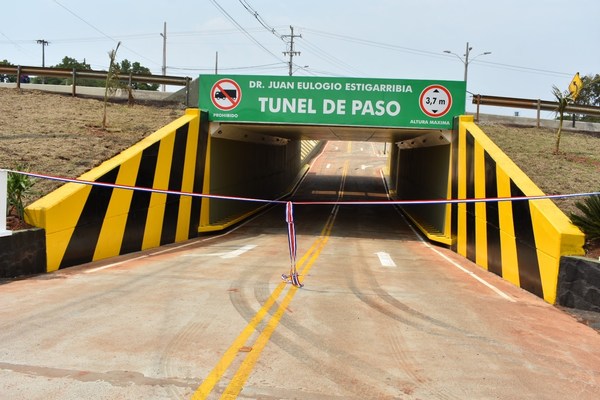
[211,78,242,111]
[419,85,452,118]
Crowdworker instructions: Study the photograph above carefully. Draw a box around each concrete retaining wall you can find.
[0,229,46,278]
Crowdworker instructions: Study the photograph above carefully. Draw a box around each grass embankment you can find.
[481,123,600,217]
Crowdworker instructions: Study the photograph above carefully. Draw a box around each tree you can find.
[575,74,600,107]
[564,73,600,123]
[572,74,600,123]
[118,59,159,91]
[31,56,98,86]
[0,60,16,83]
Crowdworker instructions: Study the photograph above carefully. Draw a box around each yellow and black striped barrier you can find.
[449,115,584,303]
[26,109,208,272]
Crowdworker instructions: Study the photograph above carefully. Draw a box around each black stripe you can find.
[59,167,120,269]
[465,131,476,261]
[188,112,210,238]
[450,119,459,251]
[120,142,160,254]
[510,181,543,297]
[160,124,189,245]
[484,152,502,276]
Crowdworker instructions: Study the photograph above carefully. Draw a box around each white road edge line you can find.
[379,170,516,302]
[84,255,148,273]
[402,211,515,302]
[424,242,516,302]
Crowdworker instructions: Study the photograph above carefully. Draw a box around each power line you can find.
[302,27,575,78]
[52,0,160,67]
[299,36,365,77]
[237,0,284,40]
[0,28,273,46]
[473,59,571,78]
[52,1,118,45]
[236,2,305,77]
[301,27,446,58]
[208,0,283,63]
[168,62,285,72]
[0,30,29,55]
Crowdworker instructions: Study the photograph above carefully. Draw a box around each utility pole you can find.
[443,41,491,90]
[463,42,471,82]
[160,22,167,92]
[36,39,49,84]
[282,26,301,76]
[36,39,49,67]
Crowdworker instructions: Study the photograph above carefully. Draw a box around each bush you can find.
[570,195,600,241]
[7,171,34,221]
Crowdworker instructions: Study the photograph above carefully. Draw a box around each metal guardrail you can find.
[0,65,192,104]
[472,94,600,127]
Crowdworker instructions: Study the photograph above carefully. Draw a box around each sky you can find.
[1,0,598,117]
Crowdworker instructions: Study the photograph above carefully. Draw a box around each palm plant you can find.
[570,195,600,242]
[551,85,572,154]
[102,41,121,129]
[7,170,34,221]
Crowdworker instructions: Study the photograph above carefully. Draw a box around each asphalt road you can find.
[1,141,599,399]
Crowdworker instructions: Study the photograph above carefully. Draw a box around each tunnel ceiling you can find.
[210,122,451,146]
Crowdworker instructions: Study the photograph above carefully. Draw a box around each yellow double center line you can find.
[192,161,349,400]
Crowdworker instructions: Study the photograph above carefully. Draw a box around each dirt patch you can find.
[0,87,185,204]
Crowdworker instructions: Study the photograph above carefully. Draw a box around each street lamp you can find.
[160,22,166,92]
[444,42,491,88]
[292,65,309,75]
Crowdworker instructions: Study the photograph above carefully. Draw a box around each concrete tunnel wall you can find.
[389,142,452,244]
[390,115,585,303]
[200,136,322,230]
[25,109,323,272]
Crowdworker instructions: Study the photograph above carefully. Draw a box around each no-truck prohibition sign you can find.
[419,85,452,118]
[211,78,242,111]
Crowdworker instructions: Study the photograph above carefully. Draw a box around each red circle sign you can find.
[419,85,452,118]
[211,79,242,111]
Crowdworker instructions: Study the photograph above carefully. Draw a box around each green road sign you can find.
[199,75,466,129]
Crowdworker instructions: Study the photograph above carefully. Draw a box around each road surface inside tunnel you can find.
[1,141,599,399]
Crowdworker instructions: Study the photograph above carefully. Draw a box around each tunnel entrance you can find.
[24,74,584,303]
[198,74,465,243]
